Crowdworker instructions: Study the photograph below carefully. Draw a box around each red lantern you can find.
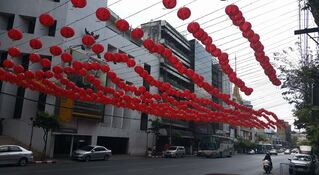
[60,26,75,38]
[96,7,110,21]
[131,28,144,40]
[14,65,25,73]
[7,28,23,41]
[61,53,73,62]
[162,0,176,9]
[39,13,55,27]
[40,58,51,68]
[29,53,41,63]
[177,7,191,20]
[193,28,204,39]
[44,71,53,79]
[52,65,63,74]
[92,43,104,54]
[116,19,129,32]
[2,59,14,69]
[143,39,155,50]
[239,22,252,32]
[8,47,21,57]
[187,22,200,33]
[82,35,95,46]
[71,0,87,8]
[49,45,62,56]
[72,60,82,70]
[225,5,239,16]
[127,59,136,68]
[29,38,43,50]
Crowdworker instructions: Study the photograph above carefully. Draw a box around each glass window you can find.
[79,145,94,151]
[94,147,106,151]
[0,146,9,152]
[9,146,22,152]
[168,146,177,150]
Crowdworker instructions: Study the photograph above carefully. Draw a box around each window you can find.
[49,0,61,2]
[9,146,22,152]
[143,63,151,91]
[0,146,9,152]
[107,44,117,53]
[94,147,106,152]
[0,12,14,30]
[140,113,148,131]
[14,54,29,119]
[37,93,47,112]
[0,51,8,92]
[48,20,57,36]
[19,15,36,34]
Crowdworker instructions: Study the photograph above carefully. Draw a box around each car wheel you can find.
[104,155,110,161]
[18,158,27,166]
[84,156,91,162]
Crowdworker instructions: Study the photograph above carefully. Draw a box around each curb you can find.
[34,160,56,164]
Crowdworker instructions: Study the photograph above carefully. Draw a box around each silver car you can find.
[289,154,316,175]
[0,145,33,166]
[72,145,112,161]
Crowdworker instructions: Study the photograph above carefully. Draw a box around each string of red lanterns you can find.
[0,0,284,128]
[225,4,281,86]
[186,21,254,96]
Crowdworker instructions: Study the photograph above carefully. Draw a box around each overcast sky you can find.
[107,0,318,129]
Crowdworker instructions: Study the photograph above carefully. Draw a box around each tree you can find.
[276,46,319,155]
[33,111,60,159]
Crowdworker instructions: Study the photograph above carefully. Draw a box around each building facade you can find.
[142,20,196,154]
[0,0,161,157]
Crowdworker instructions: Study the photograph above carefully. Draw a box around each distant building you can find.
[276,120,292,146]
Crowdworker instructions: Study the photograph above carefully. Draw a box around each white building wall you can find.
[0,0,68,155]
[0,0,159,156]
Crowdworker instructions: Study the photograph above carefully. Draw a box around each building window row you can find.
[0,12,56,36]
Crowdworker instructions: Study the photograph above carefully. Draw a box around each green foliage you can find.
[278,53,319,155]
[34,111,60,131]
[34,111,60,159]
[256,135,268,143]
[235,137,256,153]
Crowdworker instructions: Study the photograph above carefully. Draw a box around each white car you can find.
[269,149,278,155]
[0,145,33,166]
[248,149,255,154]
[163,146,185,158]
[284,149,291,154]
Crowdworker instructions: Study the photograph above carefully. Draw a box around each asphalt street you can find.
[0,154,292,175]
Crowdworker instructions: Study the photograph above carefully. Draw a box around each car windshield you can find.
[168,146,177,150]
[79,146,94,151]
[292,155,311,161]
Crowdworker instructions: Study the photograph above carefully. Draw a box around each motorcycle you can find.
[263,160,272,174]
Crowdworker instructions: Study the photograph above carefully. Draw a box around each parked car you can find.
[0,145,33,166]
[289,154,316,175]
[163,146,185,158]
[248,149,256,154]
[284,149,291,155]
[269,149,278,155]
[72,145,112,162]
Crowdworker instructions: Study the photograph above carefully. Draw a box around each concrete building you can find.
[141,20,196,154]
[192,40,232,139]
[0,0,160,157]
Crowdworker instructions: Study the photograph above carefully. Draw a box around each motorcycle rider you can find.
[263,152,273,169]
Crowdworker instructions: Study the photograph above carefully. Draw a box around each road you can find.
[0,154,292,175]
